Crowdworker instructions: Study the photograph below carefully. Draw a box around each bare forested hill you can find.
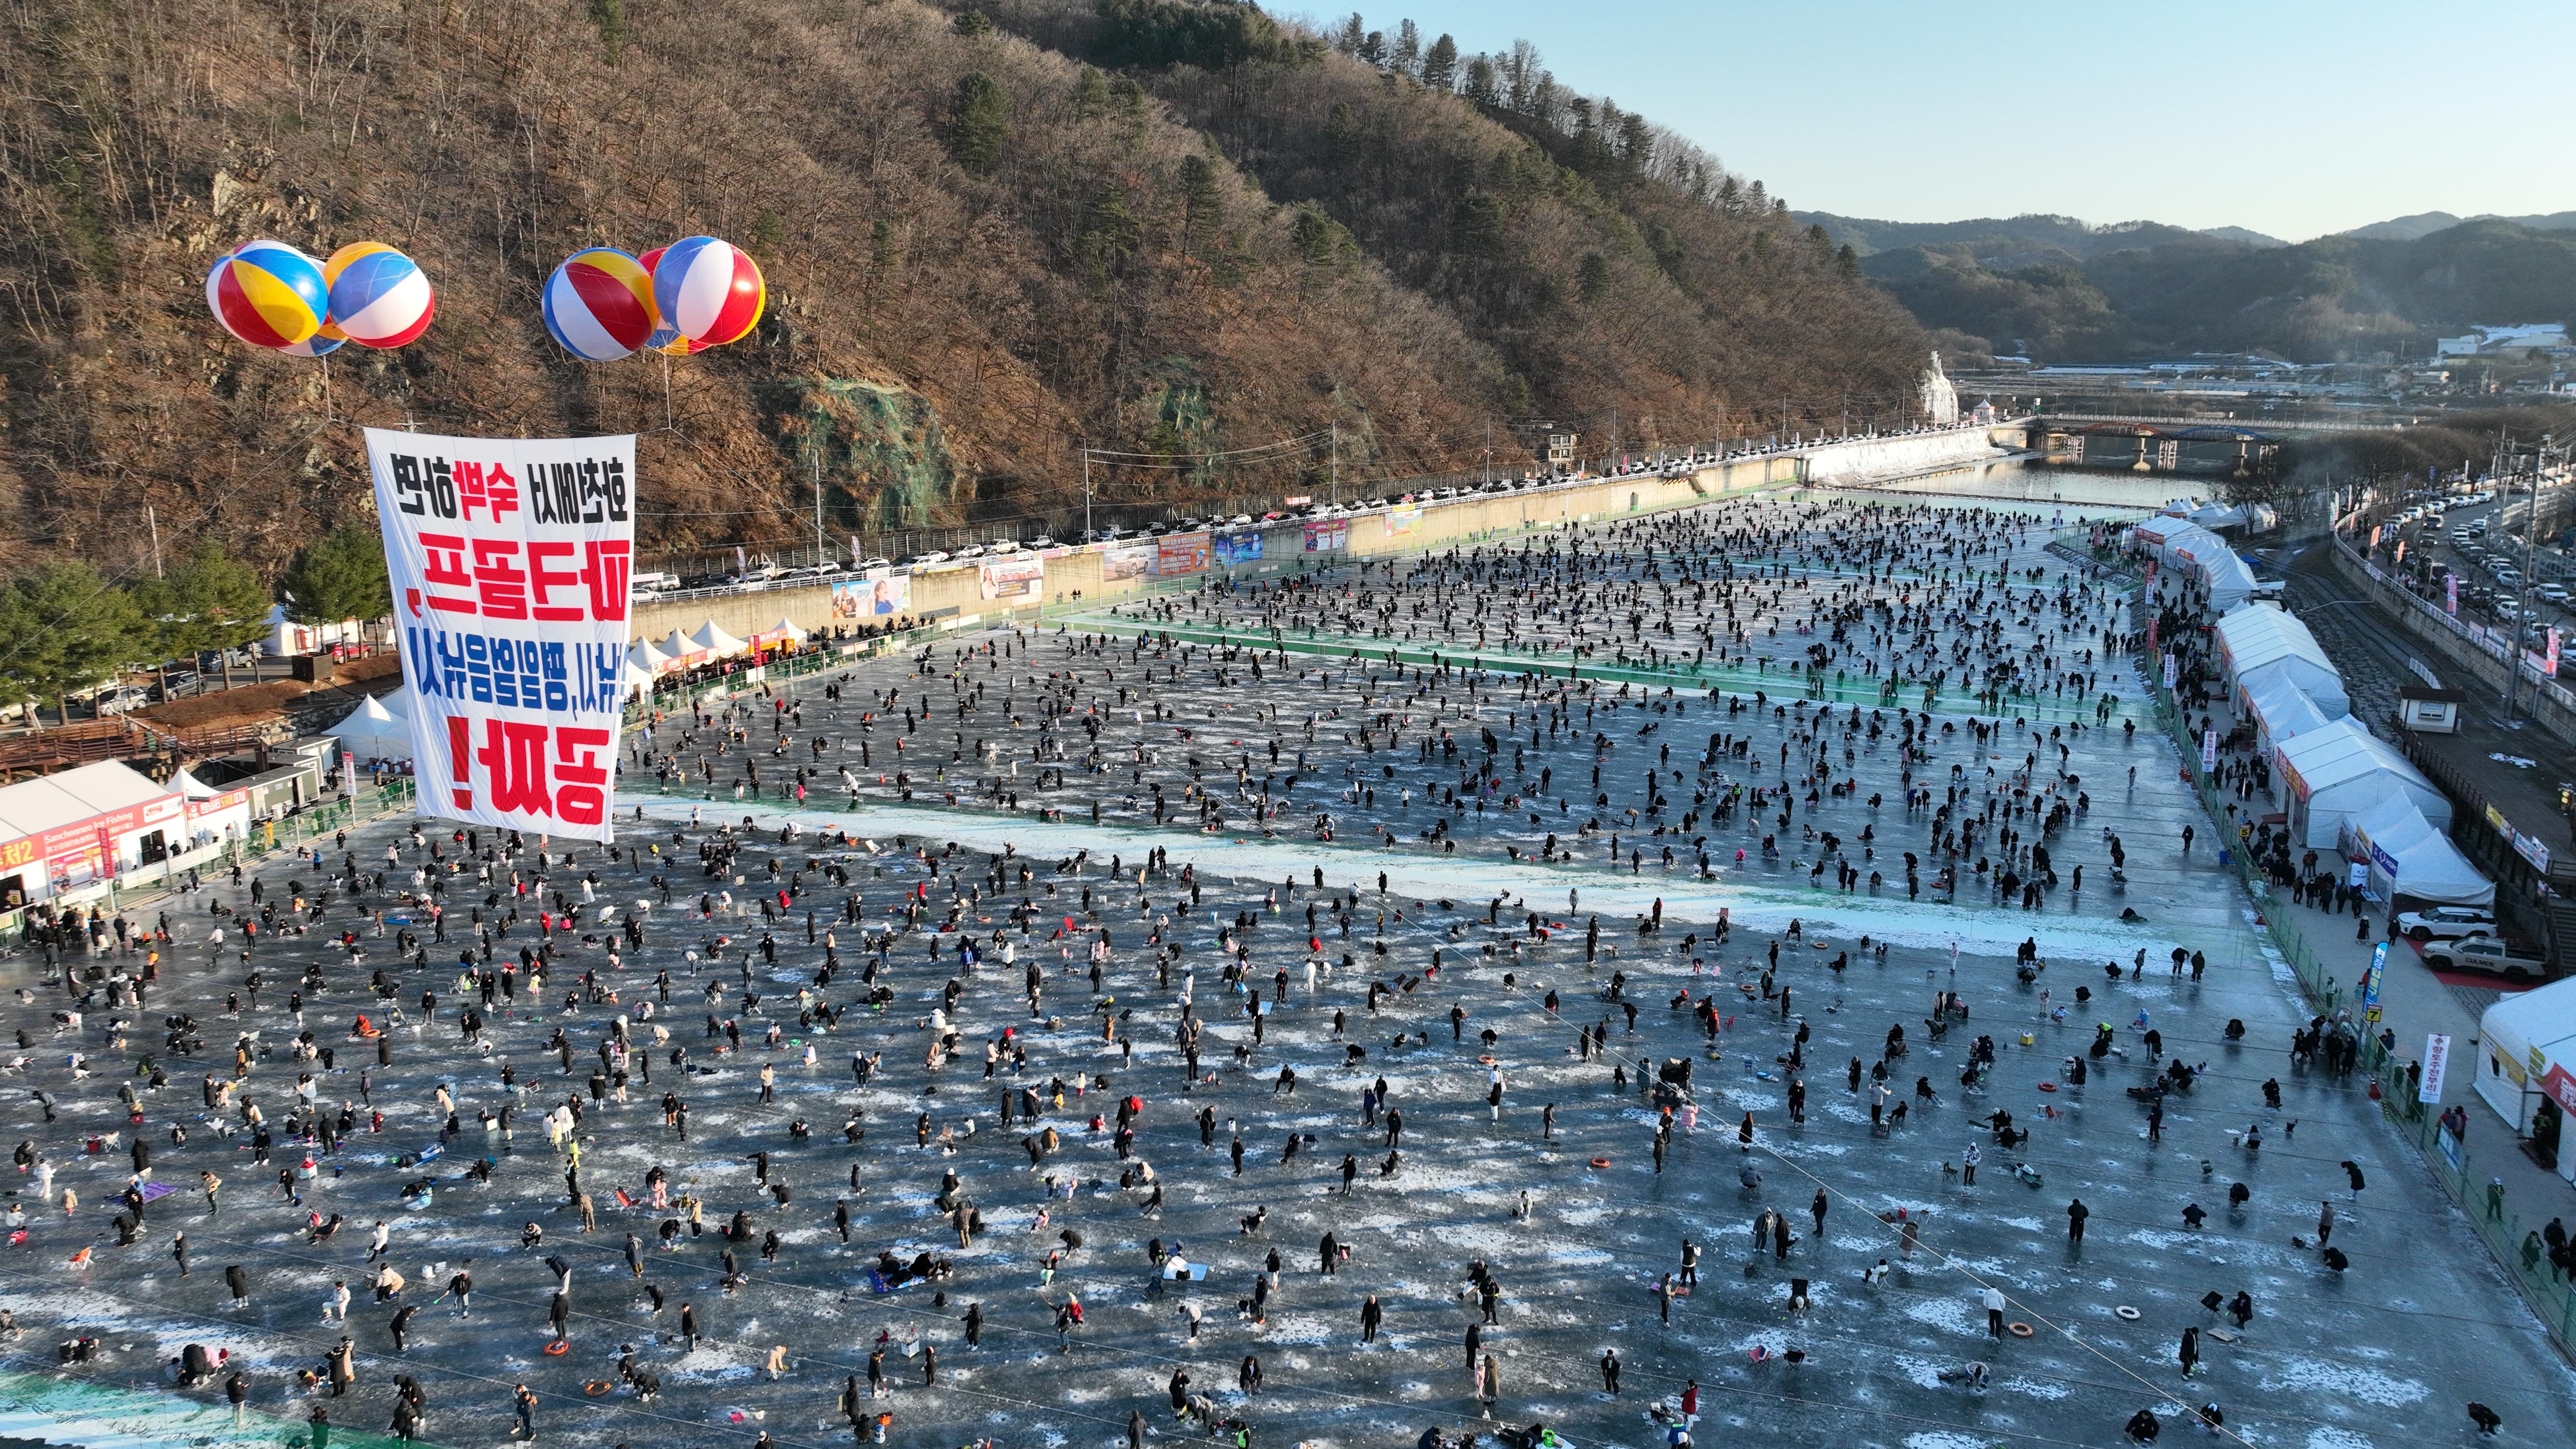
[0,0,1924,575]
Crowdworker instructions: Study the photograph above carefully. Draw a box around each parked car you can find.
[858,557,893,573]
[2422,935,2547,983]
[2397,906,2495,942]
[903,550,951,568]
[95,686,151,716]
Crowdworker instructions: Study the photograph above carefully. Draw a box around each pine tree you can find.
[0,561,145,726]
[279,525,391,627]
[948,72,1011,177]
[1421,35,1458,91]
[1178,153,1222,259]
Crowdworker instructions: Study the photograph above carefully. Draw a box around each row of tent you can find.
[629,617,806,678]
[2156,498,2278,536]
[320,617,812,764]
[2208,601,2491,910]
[2133,515,2262,613]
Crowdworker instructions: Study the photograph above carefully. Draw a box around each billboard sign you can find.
[979,556,1044,601]
[371,428,634,843]
[1156,531,1210,576]
[832,574,910,619]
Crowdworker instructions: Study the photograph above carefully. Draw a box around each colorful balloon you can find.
[322,242,435,349]
[542,248,658,361]
[275,333,345,359]
[204,241,330,351]
[650,236,764,348]
[636,248,704,355]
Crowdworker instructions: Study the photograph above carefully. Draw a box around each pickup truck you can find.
[2422,935,2547,983]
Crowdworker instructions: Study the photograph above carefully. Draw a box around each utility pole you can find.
[2503,432,2543,725]
[1328,423,1339,507]
[1482,420,1492,485]
[1083,446,1093,542]
[146,505,163,579]
[812,454,826,560]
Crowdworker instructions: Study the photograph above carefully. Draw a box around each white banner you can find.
[370,427,636,844]
[2420,1032,2450,1104]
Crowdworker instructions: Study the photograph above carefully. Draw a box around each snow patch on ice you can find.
[2258,1358,2427,1408]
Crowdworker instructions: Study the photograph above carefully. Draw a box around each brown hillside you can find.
[0,0,1922,580]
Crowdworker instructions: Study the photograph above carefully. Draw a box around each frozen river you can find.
[4,486,2569,1449]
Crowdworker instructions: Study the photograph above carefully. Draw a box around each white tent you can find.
[165,766,219,801]
[2199,549,2259,613]
[2217,604,2349,717]
[2238,656,2349,720]
[2475,978,2576,1173]
[690,620,750,657]
[2339,794,2492,910]
[765,617,808,643]
[661,628,701,662]
[2242,676,2334,755]
[2274,717,2449,848]
[629,638,672,676]
[325,693,412,760]
[376,687,411,718]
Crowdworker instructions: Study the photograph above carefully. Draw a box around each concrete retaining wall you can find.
[2325,539,2576,748]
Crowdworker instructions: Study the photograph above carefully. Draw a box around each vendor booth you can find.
[2274,718,2450,849]
[0,762,187,907]
[2242,676,2334,757]
[2338,795,2493,910]
[2216,604,2350,717]
[2475,978,2576,1182]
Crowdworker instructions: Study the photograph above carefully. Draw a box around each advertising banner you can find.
[1386,504,1422,536]
[1214,533,1264,565]
[2200,727,2217,772]
[979,556,1044,601]
[371,427,634,843]
[1102,543,1154,582]
[2420,1033,2450,1104]
[1155,531,1211,577]
[1303,519,1349,552]
[2447,574,2458,614]
[832,574,910,620]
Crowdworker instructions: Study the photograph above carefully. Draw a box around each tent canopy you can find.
[2340,795,2493,908]
[0,761,179,842]
[690,620,749,657]
[2243,677,2333,749]
[2237,655,2350,720]
[2274,717,2450,828]
[329,693,401,732]
[165,767,218,801]
[2479,978,2576,1097]
[2219,604,2349,716]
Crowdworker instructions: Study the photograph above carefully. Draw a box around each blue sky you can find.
[1297,1,2576,240]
